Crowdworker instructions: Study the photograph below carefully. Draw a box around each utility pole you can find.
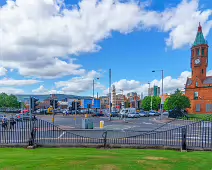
[93,79,95,98]
[109,68,112,121]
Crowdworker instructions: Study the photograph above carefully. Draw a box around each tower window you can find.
[202,48,205,55]
[196,82,198,87]
[194,92,198,100]
[196,48,200,56]
[202,69,204,74]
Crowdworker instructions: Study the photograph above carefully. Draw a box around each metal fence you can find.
[0,118,211,150]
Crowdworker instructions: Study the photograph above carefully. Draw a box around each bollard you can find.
[100,120,104,129]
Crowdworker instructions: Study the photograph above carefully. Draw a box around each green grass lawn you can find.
[0,148,212,170]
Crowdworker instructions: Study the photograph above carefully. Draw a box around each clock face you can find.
[195,58,201,64]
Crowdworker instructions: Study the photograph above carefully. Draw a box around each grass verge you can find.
[0,148,212,170]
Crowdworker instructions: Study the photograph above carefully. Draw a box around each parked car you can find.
[91,112,104,117]
[149,111,157,116]
[15,113,37,121]
[128,112,140,118]
[139,111,149,117]
[110,112,120,117]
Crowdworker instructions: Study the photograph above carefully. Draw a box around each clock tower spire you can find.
[191,23,208,83]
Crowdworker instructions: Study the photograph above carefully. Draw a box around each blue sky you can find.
[0,0,212,96]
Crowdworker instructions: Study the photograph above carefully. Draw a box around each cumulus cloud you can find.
[103,70,212,96]
[0,87,24,94]
[0,78,41,86]
[0,0,211,79]
[55,70,106,94]
[0,67,8,76]
[32,85,64,94]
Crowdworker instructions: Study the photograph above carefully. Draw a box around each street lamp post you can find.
[148,82,153,111]
[152,70,164,119]
[93,78,99,113]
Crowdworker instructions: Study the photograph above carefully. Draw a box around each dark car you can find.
[15,113,37,121]
[168,108,187,118]
[91,112,104,117]
[110,112,120,117]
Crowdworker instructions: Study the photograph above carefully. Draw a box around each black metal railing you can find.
[0,118,211,150]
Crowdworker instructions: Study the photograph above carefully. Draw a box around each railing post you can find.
[181,127,187,151]
[102,131,108,148]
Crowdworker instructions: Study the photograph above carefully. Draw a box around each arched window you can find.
[196,82,198,87]
[194,92,198,100]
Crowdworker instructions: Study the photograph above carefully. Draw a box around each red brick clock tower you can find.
[185,23,212,114]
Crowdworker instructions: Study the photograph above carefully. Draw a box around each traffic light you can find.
[50,99,54,107]
[72,101,75,110]
[77,101,80,110]
[54,99,58,109]
[30,97,39,112]
[33,98,39,111]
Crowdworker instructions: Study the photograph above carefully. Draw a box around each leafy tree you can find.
[142,96,161,111]
[0,93,20,108]
[164,89,190,111]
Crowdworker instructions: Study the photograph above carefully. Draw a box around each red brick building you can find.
[185,23,212,114]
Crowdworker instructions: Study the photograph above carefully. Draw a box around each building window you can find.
[202,69,204,74]
[196,82,198,87]
[194,92,198,100]
[201,48,205,55]
[196,48,200,56]
[206,104,212,112]
[196,104,201,112]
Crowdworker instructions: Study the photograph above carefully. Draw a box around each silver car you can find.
[128,113,140,118]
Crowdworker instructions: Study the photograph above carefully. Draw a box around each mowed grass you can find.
[0,148,212,170]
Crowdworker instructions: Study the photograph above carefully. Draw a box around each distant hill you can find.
[16,94,92,102]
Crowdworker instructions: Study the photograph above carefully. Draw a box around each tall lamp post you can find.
[92,78,99,112]
[152,70,164,119]
[148,82,153,111]
[120,89,124,109]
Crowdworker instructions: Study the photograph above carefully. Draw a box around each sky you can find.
[0,0,212,97]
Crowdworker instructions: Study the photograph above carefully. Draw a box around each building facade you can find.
[99,96,109,109]
[148,86,160,96]
[185,23,212,114]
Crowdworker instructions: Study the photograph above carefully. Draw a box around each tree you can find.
[164,89,191,111]
[0,93,20,108]
[142,96,161,111]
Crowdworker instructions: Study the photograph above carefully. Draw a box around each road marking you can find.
[58,132,66,139]
[143,122,153,125]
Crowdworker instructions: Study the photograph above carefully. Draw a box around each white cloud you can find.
[103,70,212,96]
[140,0,212,49]
[0,0,211,79]
[0,78,41,86]
[55,70,106,94]
[0,0,142,78]
[32,85,64,94]
[0,87,24,94]
[0,67,8,76]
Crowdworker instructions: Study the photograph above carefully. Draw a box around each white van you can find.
[120,108,136,116]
